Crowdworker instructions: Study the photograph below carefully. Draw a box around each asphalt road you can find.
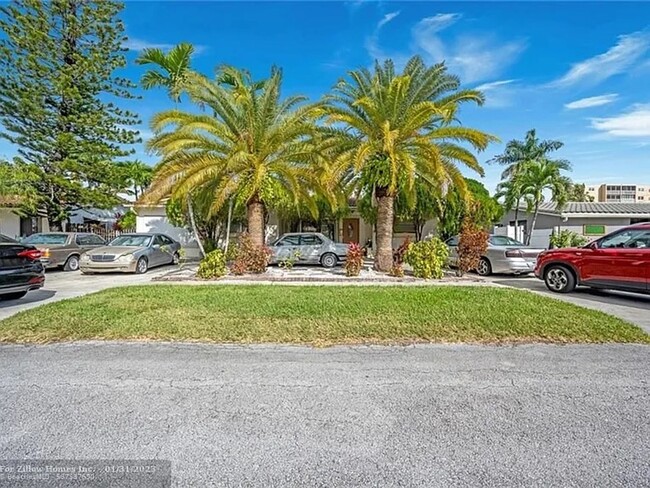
[0,343,648,487]
[485,274,650,333]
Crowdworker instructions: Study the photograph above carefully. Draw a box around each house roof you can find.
[522,201,650,217]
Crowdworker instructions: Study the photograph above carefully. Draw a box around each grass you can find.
[0,285,648,345]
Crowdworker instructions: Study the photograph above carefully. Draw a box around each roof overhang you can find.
[562,213,650,218]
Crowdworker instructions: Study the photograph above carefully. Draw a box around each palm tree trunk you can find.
[374,186,394,272]
[527,201,541,246]
[224,198,233,251]
[513,202,520,242]
[187,195,205,258]
[247,195,265,247]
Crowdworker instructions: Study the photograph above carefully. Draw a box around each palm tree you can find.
[146,66,322,247]
[321,56,496,271]
[136,43,194,102]
[519,159,571,245]
[495,177,525,242]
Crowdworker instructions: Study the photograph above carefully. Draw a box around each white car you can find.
[446,235,545,276]
[269,232,348,268]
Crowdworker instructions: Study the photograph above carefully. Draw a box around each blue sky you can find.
[3,1,650,192]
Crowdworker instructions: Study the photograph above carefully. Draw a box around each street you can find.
[0,343,648,487]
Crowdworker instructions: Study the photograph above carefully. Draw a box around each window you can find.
[23,233,68,245]
[109,235,152,247]
[489,236,524,246]
[300,234,322,245]
[639,196,645,201]
[588,187,595,192]
[153,235,165,246]
[599,229,650,249]
[639,188,645,192]
[76,234,105,246]
[276,235,301,246]
[446,236,459,246]
[393,221,415,234]
[160,235,175,245]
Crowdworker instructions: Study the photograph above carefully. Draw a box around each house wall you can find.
[135,206,201,259]
[0,208,20,238]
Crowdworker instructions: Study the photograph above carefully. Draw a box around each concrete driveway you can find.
[485,274,650,334]
[0,266,177,321]
[0,343,648,487]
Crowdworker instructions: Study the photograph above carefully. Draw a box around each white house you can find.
[497,202,650,247]
[0,197,49,239]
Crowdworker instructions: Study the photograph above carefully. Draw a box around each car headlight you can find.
[80,254,90,262]
[116,254,135,263]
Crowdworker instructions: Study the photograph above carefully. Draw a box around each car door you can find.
[273,235,301,263]
[298,234,323,264]
[445,236,460,267]
[158,235,176,264]
[150,235,168,267]
[580,228,649,292]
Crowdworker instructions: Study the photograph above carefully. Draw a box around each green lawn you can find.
[1,285,647,344]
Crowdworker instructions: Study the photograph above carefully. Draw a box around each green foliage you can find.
[136,43,195,102]
[0,0,140,227]
[457,220,489,276]
[196,249,227,279]
[550,230,588,249]
[0,160,40,215]
[404,238,449,279]
[436,178,503,241]
[344,243,364,277]
[230,232,271,275]
[115,161,153,200]
[278,250,302,271]
[115,210,136,231]
[566,183,594,202]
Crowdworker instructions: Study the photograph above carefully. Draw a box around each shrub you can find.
[114,210,136,231]
[225,242,239,262]
[550,229,588,249]
[457,220,489,276]
[196,249,227,279]
[393,237,411,265]
[278,250,301,271]
[230,232,271,275]
[404,238,448,279]
[388,264,405,277]
[345,243,364,277]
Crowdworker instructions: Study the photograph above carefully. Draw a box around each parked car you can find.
[21,232,106,271]
[535,222,650,294]
[0,233,45,300]
[79,233,181,274]
[269,232,348,268]
[445,235,545,276]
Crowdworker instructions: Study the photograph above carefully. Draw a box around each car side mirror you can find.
[586,241,599,250]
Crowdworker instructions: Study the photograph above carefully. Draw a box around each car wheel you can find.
[172,252,180,265]
[135,257,148,274]
[63,255,80,272]
[544,265,576,293]
[0,291,28,301]
[476,257,492,276]
[320,253,337,268]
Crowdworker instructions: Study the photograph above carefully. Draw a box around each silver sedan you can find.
[79,233,181,274]
[446,235,546,276]
[269,232,348,268]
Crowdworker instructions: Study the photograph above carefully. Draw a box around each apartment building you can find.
[585,184,650,203]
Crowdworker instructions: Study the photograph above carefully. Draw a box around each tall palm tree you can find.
[519,159,571,245]
[495,177,525,242]
[321,56,496,271]
[146,66,322,247]
[136,43,194,102]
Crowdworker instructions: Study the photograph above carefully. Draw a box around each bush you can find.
[230,232,271,275]
[278,250,301,270]
[550,229,588,249]
[114,210,136,231]
[393,237,411,265]
[196,249,227,279]
[388,264,405,277]
[404,238,448,279]
[345,243,364,277]
[457,220,489,276]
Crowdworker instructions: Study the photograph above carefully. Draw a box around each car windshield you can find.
[109,235,151,247]
[490,236,525,246]
[23,233,68,245]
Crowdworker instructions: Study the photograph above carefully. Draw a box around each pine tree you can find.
[0,0,140,228]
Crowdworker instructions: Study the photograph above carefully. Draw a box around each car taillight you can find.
[42,248,50,258]
[18,249,42,260]
[505,249,523,258]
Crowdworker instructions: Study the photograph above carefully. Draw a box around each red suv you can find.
[534,223,650,294]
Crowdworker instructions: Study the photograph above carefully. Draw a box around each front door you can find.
[342,218,359,244]
[581,227,650,291]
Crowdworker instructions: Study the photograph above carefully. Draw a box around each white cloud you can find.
[590,104,650,137]
[378,11,400,29]
[475,79,517,91]
[552,32,650,87]
[473,79,520,108]
[124,37,207,54]
[565,94,619,110]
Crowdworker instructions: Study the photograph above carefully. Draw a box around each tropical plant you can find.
[549,229,588,249]
[278,250,302,270]
[230,232,272,275]
[115,210,136,231]
[321,56,495,271]
[490,129,570,243]
[116,160,153,200]
[196,249,227,279]
[146,66,322,248]
[519,159,571,245]
[389,237,411,277]
[136,43,195,102]
[457,219,489,276]
[566,182,594,202]
[344,243,364,277]
[404,238,449,279]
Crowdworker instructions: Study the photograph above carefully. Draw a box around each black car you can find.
[0,234,45,300]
